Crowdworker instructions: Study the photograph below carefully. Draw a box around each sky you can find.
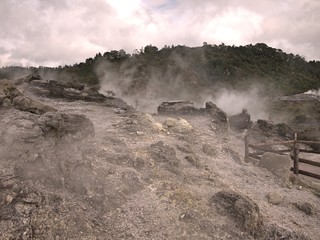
[0,0,319,67]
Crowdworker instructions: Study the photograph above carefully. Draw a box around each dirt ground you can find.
[0,91,320,239]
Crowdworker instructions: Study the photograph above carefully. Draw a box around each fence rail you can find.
[245,133,320,180]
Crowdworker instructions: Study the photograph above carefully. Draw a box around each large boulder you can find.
[205,101,228,123]
[0,79,22,101]
[15,74,41,84]
[157,101,201,115]
[211,190,263,237]
[229,109,251,130]
[38,112,95,139]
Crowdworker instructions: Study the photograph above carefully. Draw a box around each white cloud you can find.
[0,0,319,67]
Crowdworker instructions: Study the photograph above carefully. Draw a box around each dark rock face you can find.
[16,74,42,84]
[205,101,227,122]
[211,190,263,237]
[44,80,130,109]
[229,109,251,130]
[157,101,201,115]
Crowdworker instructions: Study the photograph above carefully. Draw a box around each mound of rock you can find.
[0,79,57,114]
[157,101,199,115]
[157,101,228,131]
[229,109,252,130]
[211,190,263,237]
[248,119,294,145]
[162,117,193,133]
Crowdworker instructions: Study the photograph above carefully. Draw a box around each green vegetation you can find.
[1,43,320,96]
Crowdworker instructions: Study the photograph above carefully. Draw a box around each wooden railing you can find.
[244,133,320,180]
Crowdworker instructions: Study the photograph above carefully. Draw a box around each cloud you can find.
[0,0,319,67]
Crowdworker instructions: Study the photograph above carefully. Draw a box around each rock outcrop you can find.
[0,79,57,114]
[211,190,263,237]
[229,109,251,130]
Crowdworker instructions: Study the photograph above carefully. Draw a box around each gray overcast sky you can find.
[0,0,319,67]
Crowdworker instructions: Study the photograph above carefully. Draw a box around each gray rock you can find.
[149,141,180,170]
[293,202,315,216]
[205,101,227,123]
[266,192,283,205]
[13,96,57,114]
[211,190,263,237]
[157,101,200,115]
[38,112,95,139]
[229,109,251,130]
[263,224,310,240]
[185,154,200,167]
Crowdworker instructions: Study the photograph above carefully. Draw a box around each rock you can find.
[162,117,193,133]
[163,118,176,128]
[149,141,180,168]
[185,155,200,167]
[103,97,130,109]
[211,190,263,237]
[0,87,6,104]
[177,118,193,133]
[293,202,315,216]
[229,109,251,130]
[259,153,291,184]
[46,80,130,108]
[205,101,227,123]
[0,80,23,101]
[15,74,41,84]
[13,96,57,114]
[205,101,228,131]
[157,101,200,115]
[0,80,57,114]
[133,157,145,171]
[38,112,95,139]
[263,224,310,240]
[266,192,283,205]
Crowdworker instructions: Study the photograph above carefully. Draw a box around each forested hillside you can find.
[1,43,320,96]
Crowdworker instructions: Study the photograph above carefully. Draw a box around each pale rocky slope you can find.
[0,78,319,239]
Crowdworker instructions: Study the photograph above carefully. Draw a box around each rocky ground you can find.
[0,77,320,239]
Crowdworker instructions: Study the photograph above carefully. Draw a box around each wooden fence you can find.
[245,133,320,180]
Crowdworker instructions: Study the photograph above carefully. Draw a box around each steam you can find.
[209,88,268,120]
[304,89,320,95]
[97,52,269,120]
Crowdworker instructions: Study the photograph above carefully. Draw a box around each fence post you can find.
[244,134,249,162]
[293,133,299,175]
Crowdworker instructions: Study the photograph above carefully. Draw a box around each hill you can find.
[1,43,320,99]
[0,79,320,239]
